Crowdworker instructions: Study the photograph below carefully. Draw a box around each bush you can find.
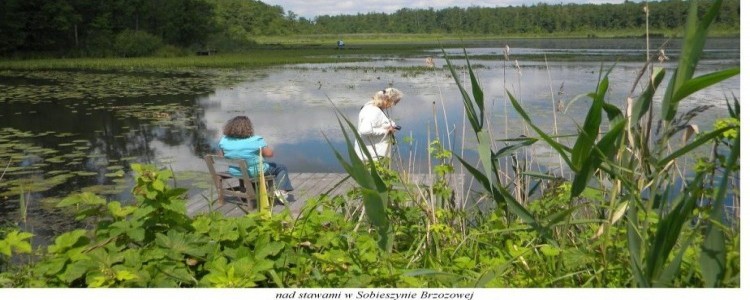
[154,45,188,57]
[113,30,164,57]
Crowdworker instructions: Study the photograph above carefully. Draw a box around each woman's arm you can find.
[358,106,393,135]
[261,146,274,158]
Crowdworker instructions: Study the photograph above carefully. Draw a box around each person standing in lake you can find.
[218,116,293,201]
[355,88,403,161]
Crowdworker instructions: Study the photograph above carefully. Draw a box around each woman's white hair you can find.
[371,87,403,108]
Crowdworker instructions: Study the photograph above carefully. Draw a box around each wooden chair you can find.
[204,154,275,210]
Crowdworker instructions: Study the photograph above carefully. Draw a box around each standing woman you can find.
[218,116,293,201]
[355,87,403,161]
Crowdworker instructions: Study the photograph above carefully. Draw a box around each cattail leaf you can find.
[521,171,558,180]
[571,118,625,198]
[443,49,481,132]
[543,204,582,228]
[631,68,665,126]
[602,102,624,123]
[671,68,739,104]
[477,130,494,184]
[628,205,648,287]
[493,138,537,159]
[657,230,698,287]
[474,259,514,287]
[454,154,492,198]
[700,134,739,287]
[645,174,703,284]
[657,126,732,168]
[455,154,545,240]
[661,0,723,122]
[464,49,485,128]
[325,101,393,252]
[507,90,574,169]
[571,76,607,170]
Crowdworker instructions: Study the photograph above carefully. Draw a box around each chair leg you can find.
[216,176,225,206]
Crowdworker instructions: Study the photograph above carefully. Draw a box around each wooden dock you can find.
[185,172,464,217]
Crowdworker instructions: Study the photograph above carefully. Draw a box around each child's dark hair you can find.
[223,116,254,138]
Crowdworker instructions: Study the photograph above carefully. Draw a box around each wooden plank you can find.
[323,174,356,198]
[304,173,340,196]
[286,173,318,202]
[186,172,465,219]
[187,194,211,216]
[280,173,321,215]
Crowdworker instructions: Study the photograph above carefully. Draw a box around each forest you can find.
[0,0,740,57]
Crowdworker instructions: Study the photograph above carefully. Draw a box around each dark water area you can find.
[0,38,740,243]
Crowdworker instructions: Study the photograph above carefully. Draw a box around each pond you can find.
[0,38,740,243]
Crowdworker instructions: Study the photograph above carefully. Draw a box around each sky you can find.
[260,0,626,19]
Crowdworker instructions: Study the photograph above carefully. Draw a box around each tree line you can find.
[310,0,739,35]
[0,0,739,57]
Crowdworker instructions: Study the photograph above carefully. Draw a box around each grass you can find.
[0,50,366,71]
[255,26,739,46]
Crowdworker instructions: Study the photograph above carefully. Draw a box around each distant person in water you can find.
[355,87,403,161]
[218,116,293,201]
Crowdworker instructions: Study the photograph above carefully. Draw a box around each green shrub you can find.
[113,30,164,57]
[154,45,188,57]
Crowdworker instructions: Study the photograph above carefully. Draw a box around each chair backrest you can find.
[204,154,259,204]
[204,154,254,182]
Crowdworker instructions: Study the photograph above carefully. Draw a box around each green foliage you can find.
[113,30,164,57]
[309,0,739,36]
[0,231,33,258]
[0,0,739,289]
[0,0,739,56]
[497,0,740,288]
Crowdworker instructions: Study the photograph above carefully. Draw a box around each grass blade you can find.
[570,118,625,198]
[661,0,723,122]
[656,126,733,168]
[507,90,574,168]
[631,68,665,125]
[571,77,607,170]
[700,134,739,287]
[644,174,703,284]
[672,68,739,103]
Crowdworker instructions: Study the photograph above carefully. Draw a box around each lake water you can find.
[0,38,740,240]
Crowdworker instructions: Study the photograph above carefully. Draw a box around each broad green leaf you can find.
[255,242,284,259]
[48,229,88,254]
[57,192,106,208]
[0,230,33,256]
[108,201,136,219]
[115,270,139,282]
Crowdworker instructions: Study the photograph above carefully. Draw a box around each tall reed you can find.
[462,0,739,287]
